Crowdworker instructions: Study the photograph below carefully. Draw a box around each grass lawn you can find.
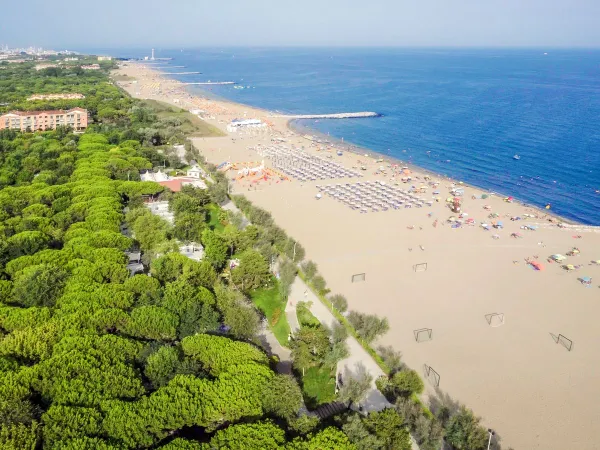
[112,74,136,82]
[140,99,225,137]
[296,301,321,328]
[302,366,337,408]
[250,283,291,347]
[206,204,225,232]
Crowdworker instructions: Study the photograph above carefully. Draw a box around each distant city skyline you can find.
[3,0,600,48]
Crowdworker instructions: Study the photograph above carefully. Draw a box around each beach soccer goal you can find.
[413,262,428,272]
[553,333,573,352]
[414,328,433,342]
[485,313,505,327]
[423,364,440,387]
[351,273,366,283]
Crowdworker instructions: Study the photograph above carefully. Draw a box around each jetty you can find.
[182,81,236,85]
[158,71,202,75]
[274,112,381,119]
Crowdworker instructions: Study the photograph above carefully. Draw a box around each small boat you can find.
[513,155,521,160]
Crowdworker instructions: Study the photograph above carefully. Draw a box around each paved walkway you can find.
[288,277,391,413]
[257,319,293,375]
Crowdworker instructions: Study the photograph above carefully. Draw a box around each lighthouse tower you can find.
[151,48,155,60]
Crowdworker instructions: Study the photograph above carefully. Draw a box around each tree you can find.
[311,275,327,295]
[290,327,330,375]
[125,306,179,341]
[300,260,318,280]
[0,422,40,450]
[338,364,373,405]
[346,312,389,343]
[322,340,349,370]
[230,249,270,292]
[181,334,269,376]
[288,414,319,435]
[363,408,411,450]
[377,346,403,373]
[6,231,49,258]
[174,212,205,242]
[144,346,181,388]
[214,284,260,341]
[342,414,384,450]
[156,438,202,450]
[329,294,348,313]
[181,259,217,288]
[151,252,191,283]
[286,427,356,450]
[278,258,297,299]
[41,405,103,447]
[209,421,286,450]
[389,370,424,396]
[123,274,162,306]
[0,398,38,427]
[10,264,68,307]
[444,407,489,450]
[201,229,228,270]
[161,280,219,338]
[261,374,303,420]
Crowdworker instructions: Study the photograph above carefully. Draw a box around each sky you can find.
[2,0,600,49]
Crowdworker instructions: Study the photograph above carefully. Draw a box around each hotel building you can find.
[0,108,88,132]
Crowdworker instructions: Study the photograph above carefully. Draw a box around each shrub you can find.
[301,260,318,280]
[311,275,327,294]
[377,345,403,373]
[391,369,424,396]
[329,294,348,313]
[347,311,389,343]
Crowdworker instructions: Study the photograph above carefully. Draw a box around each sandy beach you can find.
[115,63,600,450]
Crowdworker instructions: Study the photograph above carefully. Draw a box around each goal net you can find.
[557,334,573,351]
[351,273,366,283]
[485,313,505,327]
[413,328,433,342]
[413,263,428,272]
[423,364,440,387]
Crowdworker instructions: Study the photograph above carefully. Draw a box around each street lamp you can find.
[487,429,495,450]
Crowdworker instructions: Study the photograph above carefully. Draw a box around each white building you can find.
[226,118,267,133]
[98,56,112,61]
[186,165,205,179]
[179,242,204,261]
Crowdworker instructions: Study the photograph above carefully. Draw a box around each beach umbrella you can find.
[551,254,566,262]
[529,261,544,271]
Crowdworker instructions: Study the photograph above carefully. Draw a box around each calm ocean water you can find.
[102,47,600,224]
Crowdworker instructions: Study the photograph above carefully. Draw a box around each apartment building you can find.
[0,108,88,132]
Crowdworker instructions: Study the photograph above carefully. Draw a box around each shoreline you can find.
[163,66,579,226]
[285,119,577,226]
[115,61,600,450]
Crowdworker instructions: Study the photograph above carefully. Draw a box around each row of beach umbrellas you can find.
[316,180,434,213]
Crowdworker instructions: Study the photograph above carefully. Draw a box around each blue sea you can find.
[99,47,600,224]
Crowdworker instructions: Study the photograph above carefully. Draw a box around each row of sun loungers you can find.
[317,180,433,213]
[260,146,362,181]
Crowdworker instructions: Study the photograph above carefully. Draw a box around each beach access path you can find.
[287,277,391,412]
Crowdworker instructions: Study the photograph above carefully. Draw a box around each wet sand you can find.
[115,63,600,450]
